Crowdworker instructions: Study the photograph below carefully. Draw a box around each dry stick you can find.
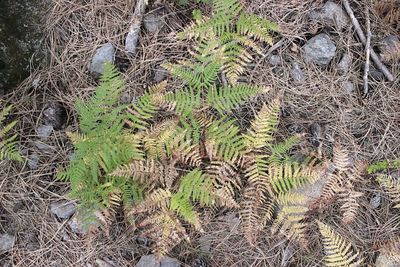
[342,0,394,82]
[125,0,147,54]
[363,5,371,94]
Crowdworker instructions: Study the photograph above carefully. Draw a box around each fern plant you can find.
[317,221,364,266]
[170,0,278,85]
[58,63,145,230]
[0,104,22,162]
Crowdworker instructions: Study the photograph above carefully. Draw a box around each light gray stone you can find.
[268,54,282,66]
[27,153,39,170]
[309,1,349,30]
[375,249,400,267]
[89,43,115,78]
[136,255,180,267]
[370,192,381,209]
[0,234,15,252]
[303,34,336,65]
[50,200,76,219]
[95,258,117,267]
[379,35,400,62]
[342,81,355,94]
[337,53,352,73]
[291,62,305,84]
[143,13,163,33]
[43,103,67,130]
[68,213,86,235]
[36,125,53,140]
[153,66,168,82]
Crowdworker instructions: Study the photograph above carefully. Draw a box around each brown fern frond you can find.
[111,160,179,189]
[319,172,343,203]
[138,210,189,258]
[166,131,202,166]
[377,174,400,208]
[129,188,171,215]
[207,161,241,208]
[332,143,352,172]
[240,186,266,246]
[338,181,363,224]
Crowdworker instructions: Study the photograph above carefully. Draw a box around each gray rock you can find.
[68,213,86,235]
[27,153,39,170]
[198,235,212,253]
[310,123,322,147]
[136,255,180,267]
[89,43,115,78]
[303,34,336,65]
[34,141,56,153]
[337,53,352,73]
[375,249,400,267]
[291,62,305,84]
[309,1,349,30]
[95,258,117,267]
[268,54,282,66]
[36,125,53,140]
[380,35,400,53]
[120,92,132,104]
[143,13,163,33]
[43,103,67,130]
[342,81,355,94]
[0,234,15,252]
[379,35,400,62]
[368,65,385,81]
[153,66,168,82]
[370,192,382,209]
[50,200,76,219]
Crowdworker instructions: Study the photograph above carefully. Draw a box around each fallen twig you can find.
[342,0,394,82]
[125,0,147,54]
[363,5,371,94]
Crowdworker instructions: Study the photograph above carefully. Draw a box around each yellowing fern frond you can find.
[317,221,363,267]
[245,97,281,150]
[377,174,400,208]
[138,210,189,258]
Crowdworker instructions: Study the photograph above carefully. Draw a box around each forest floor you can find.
[1,0,399,266]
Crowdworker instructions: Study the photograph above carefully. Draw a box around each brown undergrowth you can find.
[1,0,399,266]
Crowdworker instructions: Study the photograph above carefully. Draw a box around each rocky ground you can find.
[1,0,399,266]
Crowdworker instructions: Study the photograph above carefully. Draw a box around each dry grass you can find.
[1,0,399,266]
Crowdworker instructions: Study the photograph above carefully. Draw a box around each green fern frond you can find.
[177,169,214,206]
[126,92,158,130]
[76,62,125,134]
[377,174,400,208]
[205,116,245,163]
[0,105,22,162]
[163,88,201,116]
[268,134,301,164]
[207,84,269,114]
[368,159,400,174]
[317,221,363,266]
[170,192,202,230]
[163,39,224,90]
[268,162,319,194]
[236,13,278,45]
[245,97,281,150]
